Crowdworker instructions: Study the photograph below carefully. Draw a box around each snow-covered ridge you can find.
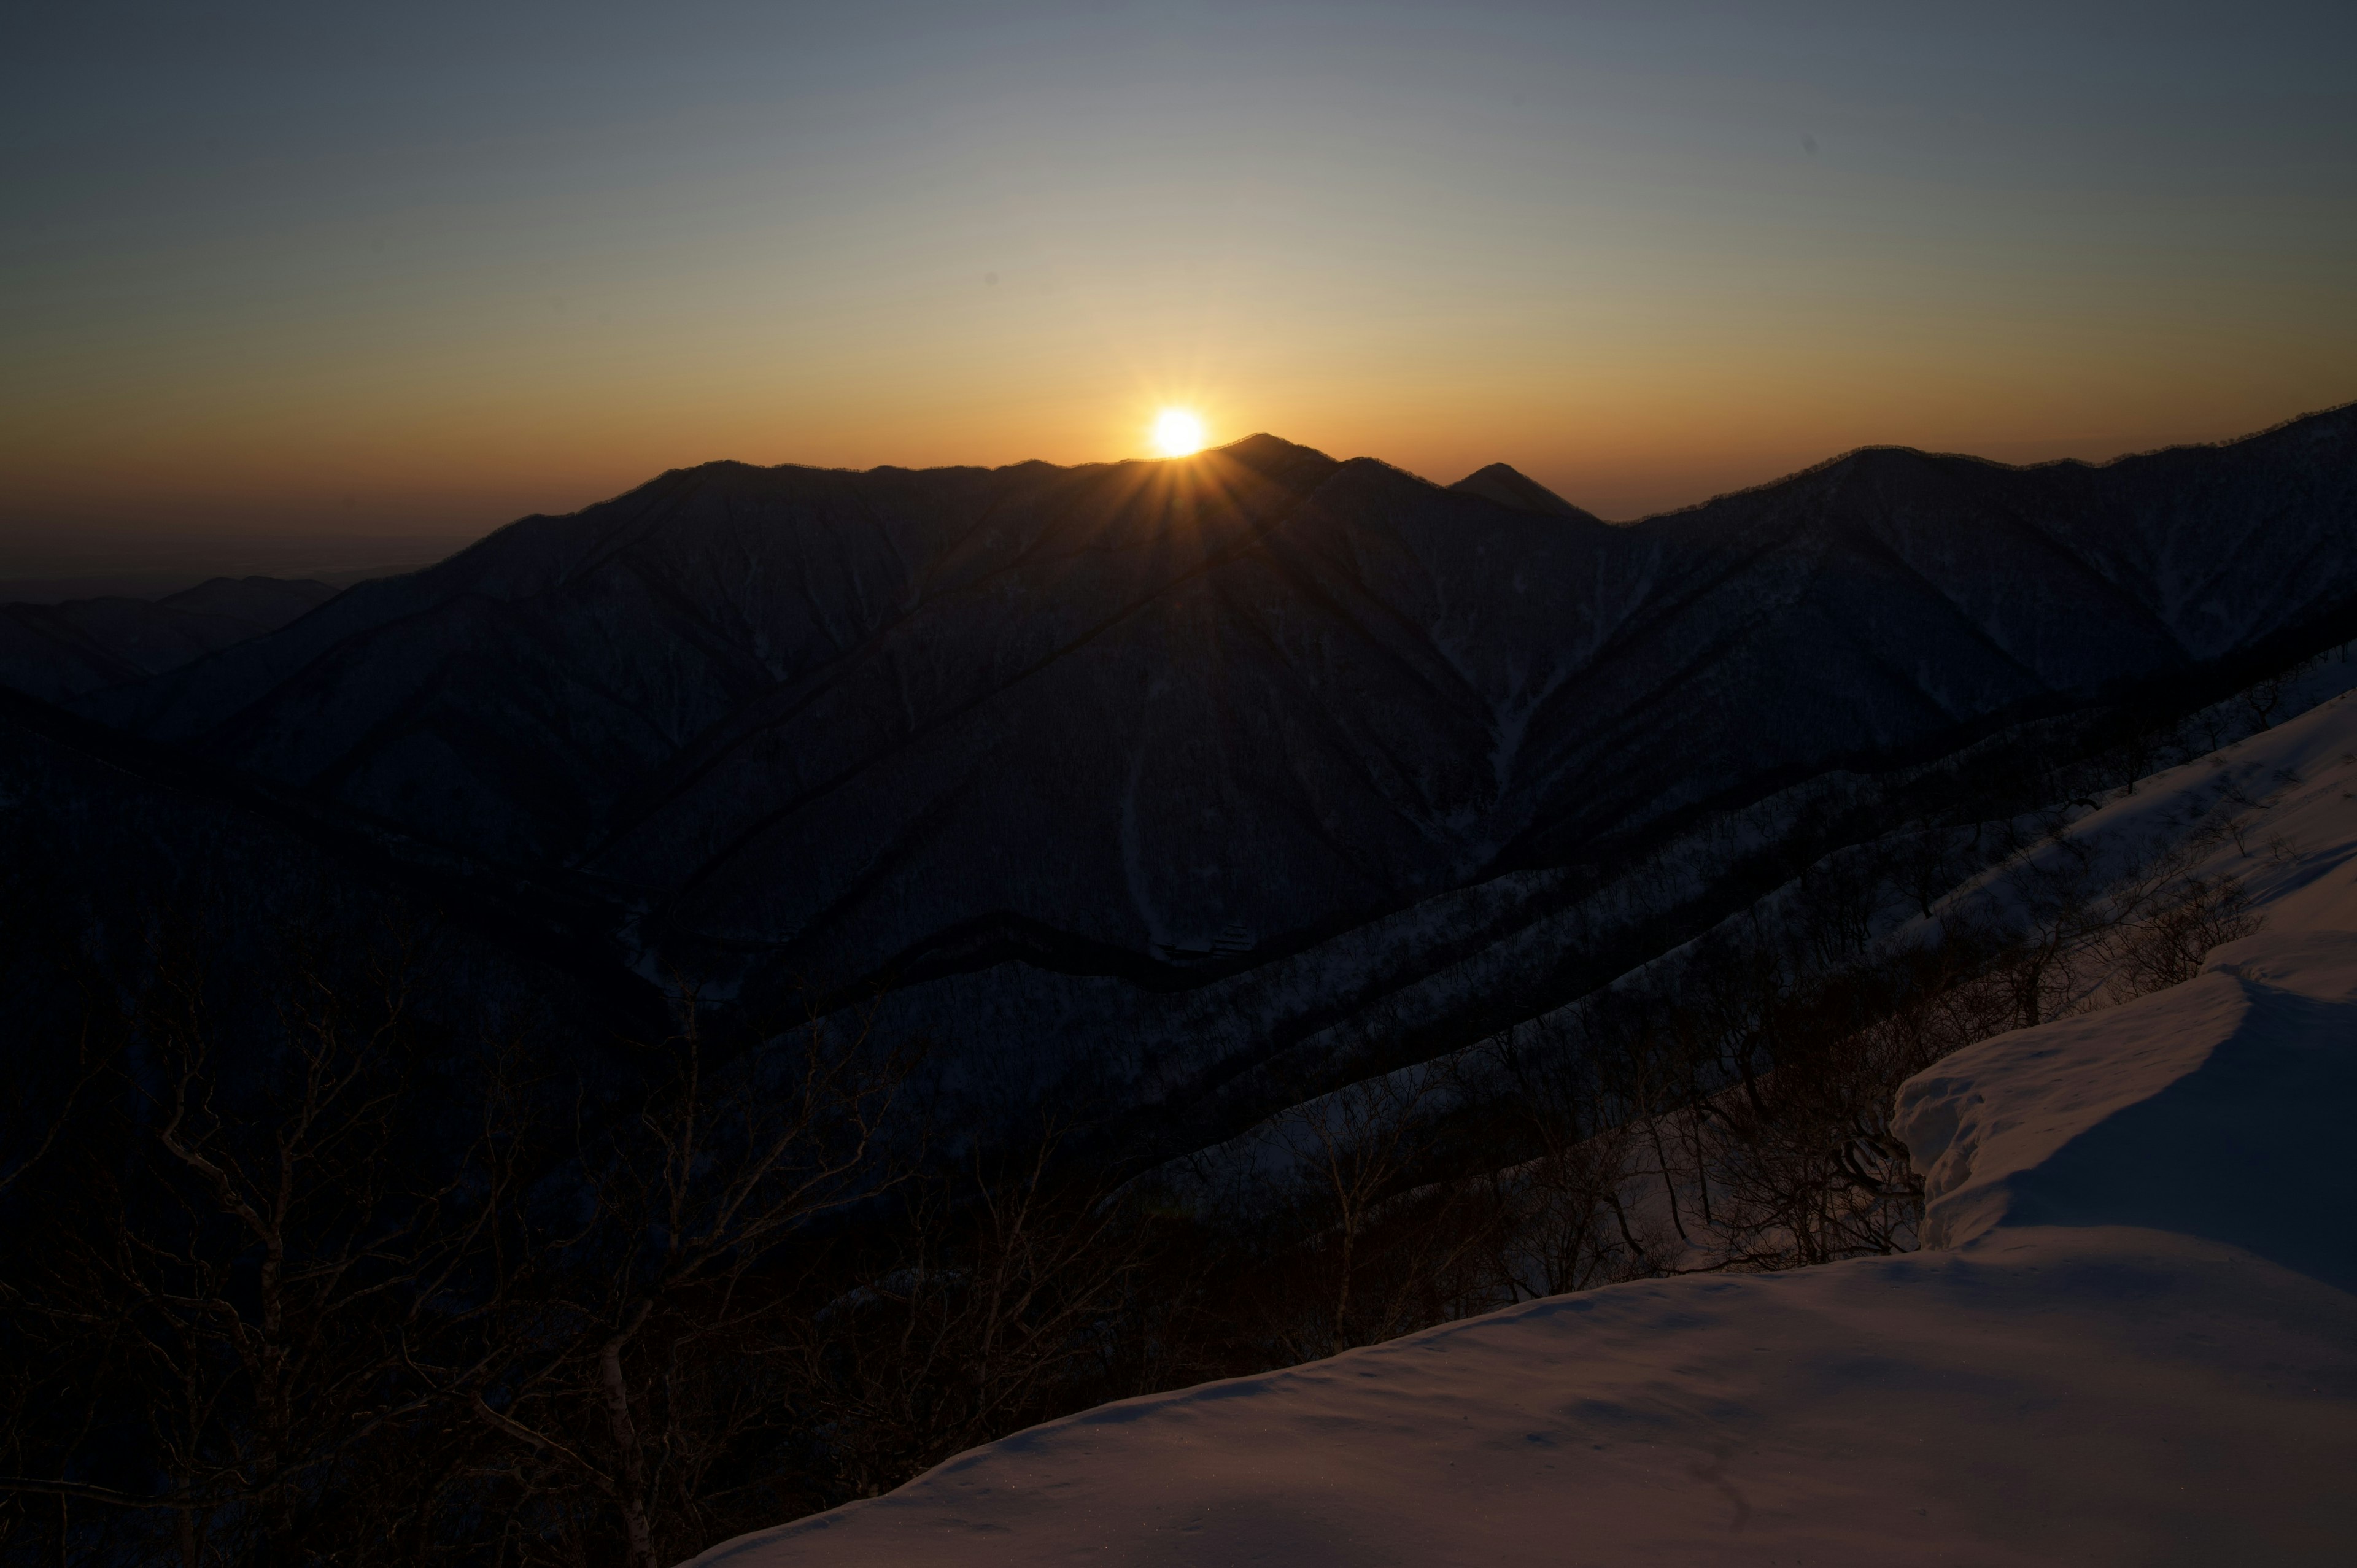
[1897,689,2357,1289]
[687,692,2357,1566]
[1131,647,2357,1218]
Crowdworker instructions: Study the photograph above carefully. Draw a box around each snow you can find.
[688,693,2357,1566]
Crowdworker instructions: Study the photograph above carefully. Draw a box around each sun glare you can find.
[1152,409,1206,457]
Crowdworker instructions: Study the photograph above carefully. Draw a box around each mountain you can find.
[0,575,337,702]
[10,417,2355,1562]
[684,686,2357,1567]
[1446,461,1596,519]
[79,407,2357,1014]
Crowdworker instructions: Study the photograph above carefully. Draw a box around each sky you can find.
[5,0,2355,575]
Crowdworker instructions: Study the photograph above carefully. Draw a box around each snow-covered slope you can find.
[686,693,2357,1566]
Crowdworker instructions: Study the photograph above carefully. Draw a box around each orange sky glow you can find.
[6,2,2352,570]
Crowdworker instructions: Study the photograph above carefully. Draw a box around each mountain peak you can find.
[1201,433,1340,489]
[1449,463,1595,520]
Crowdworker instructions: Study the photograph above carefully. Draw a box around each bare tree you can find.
[454,992,918,1568]
[0,917,522,1567]
[773,1124,1160,1506]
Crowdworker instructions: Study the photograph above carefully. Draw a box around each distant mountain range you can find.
[0,576,336,703]
[64,408,2357,951]
[6,404,2355,1134]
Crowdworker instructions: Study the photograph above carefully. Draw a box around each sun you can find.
[1151,409,1206,457]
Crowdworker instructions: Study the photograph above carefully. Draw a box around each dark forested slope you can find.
[0,576,336,703]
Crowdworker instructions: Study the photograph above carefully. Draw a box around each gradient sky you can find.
[6,1,2354,568]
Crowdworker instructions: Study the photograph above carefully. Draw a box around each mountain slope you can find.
[0,575,336,702]
[1446,461,1597,519]
[684,689,2357,1568]
[80,407,2357,997]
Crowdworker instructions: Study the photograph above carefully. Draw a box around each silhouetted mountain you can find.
[1447,462,1597,520]
[0,575,337,702]
[81,408,2357,1014]
[10,415,2355,1568]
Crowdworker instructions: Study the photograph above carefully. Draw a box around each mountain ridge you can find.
[43,404,2357,1011]
[1447,462,1596,520]
[0,574,338,702]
